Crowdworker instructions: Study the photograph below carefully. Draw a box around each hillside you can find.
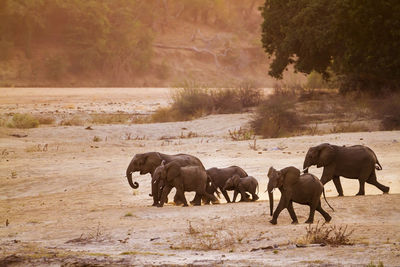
[0,0,305,87]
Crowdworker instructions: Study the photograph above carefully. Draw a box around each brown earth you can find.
[0,87,400,266]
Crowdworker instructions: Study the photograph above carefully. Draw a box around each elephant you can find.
[205,166,249,203]
[223,175,259,202]
[303,143,389,196]
[125,152,206,206]
[153,161,219,207]
[267,166,333,225]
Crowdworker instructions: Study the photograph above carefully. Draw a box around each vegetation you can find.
[7,113,39,129]
[152,81,263,122]
[260,0,400,93]
[299,222,354,246]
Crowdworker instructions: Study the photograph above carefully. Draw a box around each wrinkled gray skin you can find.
[154,162,219,207]
[303,143,389,196]
[223,175,259,202]
[268,166,333,225]
[205,166,248,203]
[126,152,206,206]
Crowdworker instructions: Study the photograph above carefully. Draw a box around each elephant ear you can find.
[317,144,335,167]
[166,162,181,182]
[280,167,300,189]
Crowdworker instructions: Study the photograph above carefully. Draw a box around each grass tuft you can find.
[7,113,39,129]
[299,222,354,246]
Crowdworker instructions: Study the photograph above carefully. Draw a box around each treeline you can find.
[0,0,262,85]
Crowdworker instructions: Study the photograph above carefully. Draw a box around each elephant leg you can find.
[232,190,238,202]
[251,192,259,201]
[173,193,184,206]
[305,204,317,224]
[287,201,298,224]
[316,201,331,223]
[366,171,390,194]
[332,176,344,196]
[221,189,231,203]
[204,192,219,204]
[157,185,172,207]
[356,179,366,195]
[151,180,160,206]
[240,192,250,202]
[175,186,188,207]
[192,193,202,206]
[270,196,288,225]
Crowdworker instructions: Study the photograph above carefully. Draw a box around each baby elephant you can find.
[154,161,219,207]
[267,166,333,225]
[223,175,259,202]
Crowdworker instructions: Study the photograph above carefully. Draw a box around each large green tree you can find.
[260,0,400,92]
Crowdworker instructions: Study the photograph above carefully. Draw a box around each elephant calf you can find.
[223,175,259,202]
[206,166,249,203]
[267,166,333,225]
[154,161,219,207]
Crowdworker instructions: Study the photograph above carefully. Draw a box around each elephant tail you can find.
[375,161,382,170]
[323,187,334,212]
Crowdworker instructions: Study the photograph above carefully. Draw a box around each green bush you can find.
[7,113,39,129]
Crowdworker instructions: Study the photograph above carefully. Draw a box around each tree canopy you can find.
[260,0,400,93]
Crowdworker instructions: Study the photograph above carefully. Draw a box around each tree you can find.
[260,0,400,93]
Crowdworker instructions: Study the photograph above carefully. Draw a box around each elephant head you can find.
[223,174,240,191]
[303,143,335,173]
[126,152,163,189]
[154,161,181,185]
[267,166,300,216]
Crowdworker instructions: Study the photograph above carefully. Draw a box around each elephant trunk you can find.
[267,181,274,216]
[268,191,273,216]
[303,158,311,173]
[126,162,139,189]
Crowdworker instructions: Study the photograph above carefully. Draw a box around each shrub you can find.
[36,115,55,125]
[250,89,302,138]
[90,114,130,124]
[59,115,84,126]
[236,80,263,108]
[300,222,354,246]
[372,94,400,130]
[7,113,39,129]
[171,85,213,120]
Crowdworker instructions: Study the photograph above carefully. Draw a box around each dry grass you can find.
[170,221,240,251]
[25,144,48,152]
[59,115,84,126]
[330,122,369,133]
[89,114,131,124]
[298,222,354,246]
[228,127,254,141]
[66,223,107,244]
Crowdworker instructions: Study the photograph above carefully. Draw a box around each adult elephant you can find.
[303,143,389,196]
[126,152,206,206]
[153,161,219,207]
[205,166,248,203]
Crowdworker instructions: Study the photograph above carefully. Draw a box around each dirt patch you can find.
[0,88,399,266]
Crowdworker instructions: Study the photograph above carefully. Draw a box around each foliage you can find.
[7,113,39,129]
[260,0,400,93]
[152,81,263,122]
[250,89,302,138]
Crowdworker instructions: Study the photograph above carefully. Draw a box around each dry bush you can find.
[250,88,303,138]
[25,144,48,153]
[90,114,131,124]
[171,221,237,251]
[59,115,84,126]
[66,223,107,244]
[299,222,354,246]
[7,113,39,129]
[371,94,400,130]
[36,115,55,125]
[228,127,254,141]
[93,136,102,142]
[330,122,369,133]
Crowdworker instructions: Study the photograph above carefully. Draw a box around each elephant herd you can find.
[126,143,389,225]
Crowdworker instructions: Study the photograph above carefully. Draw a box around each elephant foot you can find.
[157,203,164,208]
[291,220,298,225]
[383,187,390,194]
[269,219,277,225]
[253,195,259,201]
[304,219,314,224]
[355,192,365,196]
[338,193,344,197]
[325,215,332,223]
[211,200,220,205]
[183,203,189,207]
[152,202,159,207]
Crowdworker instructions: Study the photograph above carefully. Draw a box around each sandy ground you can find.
[0,87,400,266]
